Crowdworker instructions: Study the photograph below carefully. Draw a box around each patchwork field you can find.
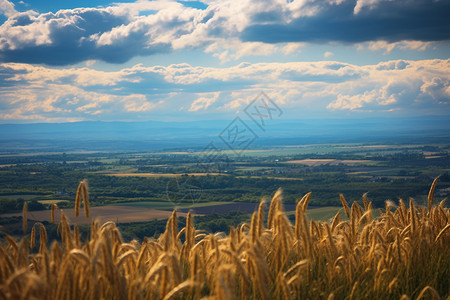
[0,201,340,226]
[104,172,224,177]
[37,199,69,205]
[236,176,304,180]
[283,159,371,166]
[1,205,188,224]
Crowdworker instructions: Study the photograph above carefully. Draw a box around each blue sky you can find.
[0,0,449,123]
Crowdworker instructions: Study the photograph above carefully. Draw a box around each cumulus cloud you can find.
[0,63,141,86]
[0,0,449,65]
[326,59,450,112]
[0,1,198,64]
[0,66,160,121]
[122,94,156,112]
[420,77,450,102]
[327,90,396,111]
[0,58,448,121]
[205,39,278,63]
[353,0,382,14]
[189,92,219,111]
[358,40,433,53]
[0,0,16,17]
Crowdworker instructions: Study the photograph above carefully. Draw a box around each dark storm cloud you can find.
[241,0,450,44]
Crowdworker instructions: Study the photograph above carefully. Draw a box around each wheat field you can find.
[0,178,449,299]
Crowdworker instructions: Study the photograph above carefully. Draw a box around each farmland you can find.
[0,142,449,299]
[0,142,449,239]
[1,205,186,225]
[283,159,371,166]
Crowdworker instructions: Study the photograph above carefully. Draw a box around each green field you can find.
[37,199,70,205]
[0,142,448,218]
[304,206,343,221]
[114,200,233,209]
[0,194,42,200]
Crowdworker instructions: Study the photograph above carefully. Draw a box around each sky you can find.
[0,0,449,123]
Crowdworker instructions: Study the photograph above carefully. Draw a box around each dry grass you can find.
[0,177,449,299]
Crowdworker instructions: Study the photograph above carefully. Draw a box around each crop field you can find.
[0,178,448,299]
[105,173,224,178]
[116,201,234,210]
[0,194,40,200]
[1,205,187,225]
[0,201,335,225]
[283,159,372,166]
[236,176,304,181]
[286,206,344,222]
[37,200,69,205]
[234,144,427,156]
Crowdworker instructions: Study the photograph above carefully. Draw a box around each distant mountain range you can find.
[0,116,449,152]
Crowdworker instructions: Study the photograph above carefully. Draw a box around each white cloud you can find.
[324,51,334,58]
[327,90,396,111]
[357,40,434,54]
[205,39,278,63]
[85,60,96,67]
[189,92,219,111]
[0,58,448,121]
[122,94,156,112]
[420,77,450,102]
[326,59,450,111]
[0,0,17,17]
[353,0,382,14]
[0,80,157,121]
[1,63,140,86]
[93,3,198,47]
[1,0,447,66]
[281,43,303,55]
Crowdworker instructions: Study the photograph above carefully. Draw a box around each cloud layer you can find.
[0,0,448,122]
[242,0,450,43]
[0,59,448,121]
[0,0,449,65]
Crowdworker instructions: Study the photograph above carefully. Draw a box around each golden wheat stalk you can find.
[362,192,369,211]
[39,224,47,254]
[427,176,439,212]
[81,180,90,218]
[267,188,282,229]
[22,201,28,233]
[300,191,312,212]
[257,200,265,237]
[416,286,441,300]
[249,211,258,243]
[75,179,90,218]
[162,280,193,300]
[51,203,57,223]
[75,183,81,217]
[295,199,304,239]
[30,224,36,250]
[339,194,350,219]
